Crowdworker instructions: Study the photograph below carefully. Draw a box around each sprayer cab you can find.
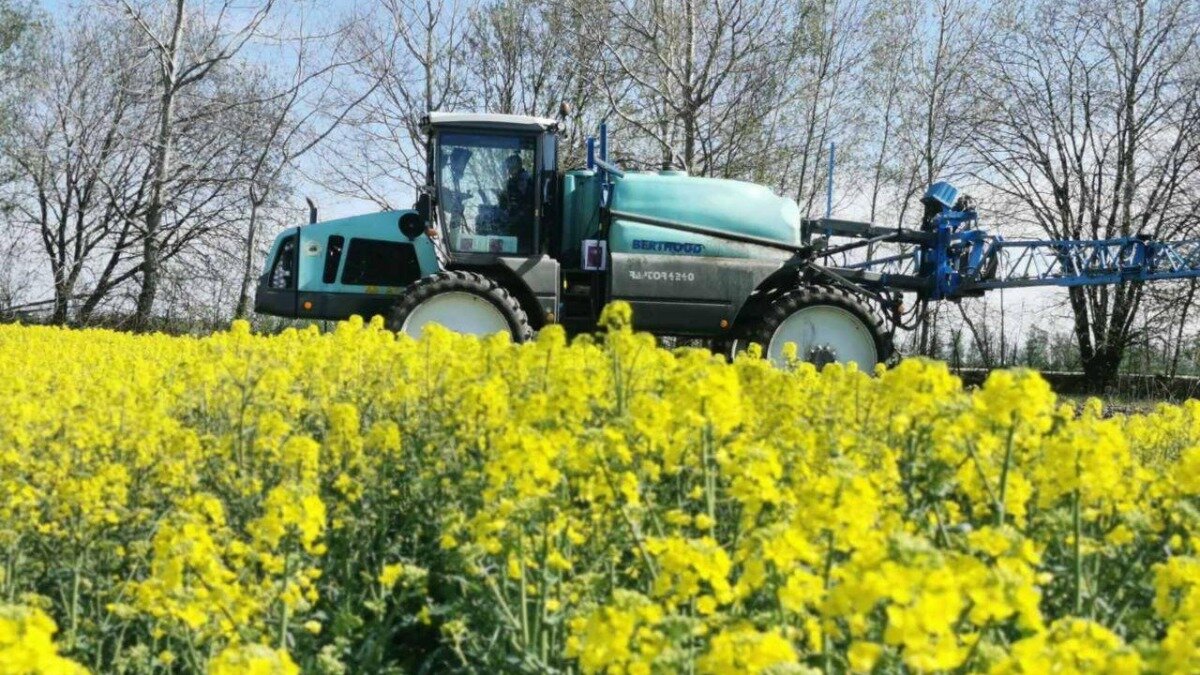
[419,112,560,258]
[254,113,566,332]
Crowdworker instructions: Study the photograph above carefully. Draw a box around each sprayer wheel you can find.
[386,271,533,342]
[744,285,894,370]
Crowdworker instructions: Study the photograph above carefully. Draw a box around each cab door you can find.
[254,227,300,317]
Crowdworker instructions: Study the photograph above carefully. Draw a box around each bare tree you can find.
[0,1,42,309]
[892,0,995,356]
[115,0,276,329]
[2,15,151,324]
[0,0,39,123]
[230,17,379,318]
[319,0,471,209]
[972,0,1200,390]
[861,1,919,226]
[0,1,40,212]
[598,0,794,175]
[905,0,990,191]
[466,0,587,119]
[774,0,867,214]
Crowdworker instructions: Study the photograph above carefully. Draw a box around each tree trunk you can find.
[131,0,186,331]
[234,199,261,319]
[1081,345,1122,395]
[51,280,70,325]
[133,229,160,330]
[682,0,695,171]
[1169,280,1197,377]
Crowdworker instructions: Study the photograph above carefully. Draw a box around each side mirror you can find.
[416,191,432,223]
[399,192,434,241]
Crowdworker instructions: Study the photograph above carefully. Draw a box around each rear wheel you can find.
[386,271,533,342]
[742,286,893,370]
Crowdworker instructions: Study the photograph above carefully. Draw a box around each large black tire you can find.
[385,271,534,342]
[743,285,895,368]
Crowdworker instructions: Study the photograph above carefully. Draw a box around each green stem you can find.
[4,541,19,602]
[536,527,550,664]
[68,552,82,651]
[611,340,625,416]
[995,425,1016,527]
[519,535,530,650]
[702,423,716,526]
[1073,489,1083,615]
[482,574,523,633]
[279,553,292,648]
[184,631,203,672]
[597,459,658,581]
[1100,548,1146,627]
[822,530,835,673]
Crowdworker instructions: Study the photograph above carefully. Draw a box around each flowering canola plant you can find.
[1,303,1198,673]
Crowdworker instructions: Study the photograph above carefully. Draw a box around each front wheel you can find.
[744,286,894,370]
[386,271,533,342]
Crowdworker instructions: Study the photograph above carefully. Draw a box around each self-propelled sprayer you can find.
[255,113,1200,369]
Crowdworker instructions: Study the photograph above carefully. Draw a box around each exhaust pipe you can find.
[305,197,317,224]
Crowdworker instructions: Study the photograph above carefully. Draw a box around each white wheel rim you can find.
[767,305,879,369]
[400,291,511,339]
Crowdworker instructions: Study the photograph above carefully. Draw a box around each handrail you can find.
[592,157,625,178]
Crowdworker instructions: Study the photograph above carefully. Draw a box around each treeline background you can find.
[0,0,1198,388]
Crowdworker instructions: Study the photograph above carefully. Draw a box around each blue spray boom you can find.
[806,181,1200,301]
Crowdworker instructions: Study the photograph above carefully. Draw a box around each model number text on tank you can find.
[628,270,696,282]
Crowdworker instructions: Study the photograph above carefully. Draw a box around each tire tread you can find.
[385,271,534,342]
[747,284,896,365]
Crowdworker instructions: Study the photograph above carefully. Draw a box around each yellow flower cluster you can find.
[0,605,87,674]
[1,304,1199,672]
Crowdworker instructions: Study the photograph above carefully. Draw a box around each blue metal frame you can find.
[966,238,1200,290]
[586,122,624,209]
[843,182,1200,300]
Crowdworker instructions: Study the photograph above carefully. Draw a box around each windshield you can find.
[437,131,537,255]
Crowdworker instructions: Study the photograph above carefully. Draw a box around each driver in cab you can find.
[500,153,534,232]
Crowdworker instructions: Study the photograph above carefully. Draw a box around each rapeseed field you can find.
[1,305,1197,673]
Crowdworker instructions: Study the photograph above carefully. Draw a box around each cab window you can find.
[340,238,421,287]
[268,234,297,290]
[437,131,536,255]
[323,235,345,283]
